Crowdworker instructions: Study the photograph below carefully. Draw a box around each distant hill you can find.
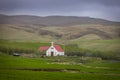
[0,14,120,26]
[0,14,120,42]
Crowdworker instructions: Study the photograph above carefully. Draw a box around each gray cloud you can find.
[0,0,120,21]
[0,0,19,11]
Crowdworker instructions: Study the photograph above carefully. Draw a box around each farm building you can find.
[39,42,64,56]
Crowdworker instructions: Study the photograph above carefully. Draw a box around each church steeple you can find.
[51,42,54,46]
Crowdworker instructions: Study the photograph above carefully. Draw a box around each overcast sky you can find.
[0,0,120,21]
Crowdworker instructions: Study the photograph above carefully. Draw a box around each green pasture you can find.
[0,38,120,52]
[71,38,120,51]
[0,70,120,80]
[0,53,120,80]
[0,40,49,50]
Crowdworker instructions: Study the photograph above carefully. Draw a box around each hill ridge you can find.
[0,14,120,26]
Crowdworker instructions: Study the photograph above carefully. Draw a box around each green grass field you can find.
[71,38,120,51]
[0,39,120,60]
[0,39,120,80]
[0,38,120,52]
[0,40,49,51]
[0,53,120,80]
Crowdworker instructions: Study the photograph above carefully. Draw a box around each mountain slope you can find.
[0,14,120,42]
[0,14,120,26]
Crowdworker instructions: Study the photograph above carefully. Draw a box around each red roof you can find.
[38,46,49,52]
[38,45,64,52]
[54,45,64,52]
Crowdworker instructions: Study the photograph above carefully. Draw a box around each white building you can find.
[39,42,64,56]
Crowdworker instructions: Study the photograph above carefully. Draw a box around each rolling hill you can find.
[0,14,120,41]
[0,14,120,52]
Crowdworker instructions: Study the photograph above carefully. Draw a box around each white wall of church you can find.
[46,46,64,56]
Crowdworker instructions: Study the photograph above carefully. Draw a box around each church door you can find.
[51,52,54,56]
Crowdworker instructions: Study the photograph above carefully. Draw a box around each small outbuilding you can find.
[39,42,64,56]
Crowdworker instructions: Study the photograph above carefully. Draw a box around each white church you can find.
[39,42,64,56]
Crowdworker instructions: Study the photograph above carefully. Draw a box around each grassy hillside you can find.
[0,24,120,41]
[0,24,54,42]
[1,24,119,53]
[70,38,120,52]
[0,15,120,41]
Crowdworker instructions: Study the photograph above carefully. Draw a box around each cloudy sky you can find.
[0,0,120,21]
